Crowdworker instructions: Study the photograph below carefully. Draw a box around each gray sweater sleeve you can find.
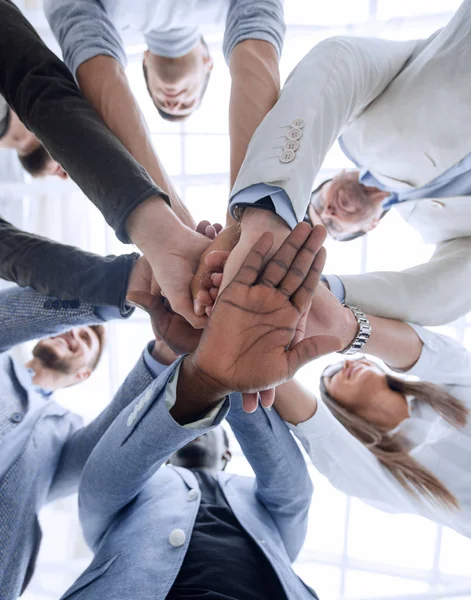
[44,0,127,77]
[223,0,285,62]
[0,217,139,313]
[0,0,168,243]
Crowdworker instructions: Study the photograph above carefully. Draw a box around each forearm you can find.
[229,40,280,187]
[0,218,138,311]
[274,379,318,426]
[77,56,195,228]
[363,316,423,371]
[0,0,167,242]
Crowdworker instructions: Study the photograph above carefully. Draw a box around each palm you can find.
[192,224,341,402]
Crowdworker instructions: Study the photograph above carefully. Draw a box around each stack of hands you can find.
[126,204,359,413]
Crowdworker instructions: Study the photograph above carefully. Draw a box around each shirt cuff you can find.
[230,183,298,229]
[322,275,346,303]
[164,361,226,429]
[143,341,171,379]
[287,398,339,443]
[94,305,127,322]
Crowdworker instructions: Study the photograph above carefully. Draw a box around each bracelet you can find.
[338,305,371,355]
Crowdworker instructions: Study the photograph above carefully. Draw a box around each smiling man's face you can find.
[32,327,100,375]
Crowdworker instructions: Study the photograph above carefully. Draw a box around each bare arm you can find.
[228,40,280,188]
[77,56,195,228]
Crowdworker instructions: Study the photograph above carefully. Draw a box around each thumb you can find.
[288,335,343,374]
[126,290,157,312]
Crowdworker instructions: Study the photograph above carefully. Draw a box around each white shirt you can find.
[290,324,471,538]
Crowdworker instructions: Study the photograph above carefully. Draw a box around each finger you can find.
[126,290,157,312]
[259,388,275,408]
[209,287,218,300]
[231,232,274,287]
[242,392,259,413]
[278,225,327,301]
[258,222,312,289]
[211,272,223,287]
[196,220,211,235]
[205,250,230,271]
[291,245,327,314]
[205,225,217,240]
[193,298,206,316]
[205,305,214,317]
[196,289,213,307]
[213,223,223,234]
[288,335,343,375]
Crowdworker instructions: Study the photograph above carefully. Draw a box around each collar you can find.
[26,367,53,398]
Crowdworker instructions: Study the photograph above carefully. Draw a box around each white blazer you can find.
[289,325,471,539]
[232,0,471,326]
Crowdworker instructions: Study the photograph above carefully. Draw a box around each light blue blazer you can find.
[61,370,318,600]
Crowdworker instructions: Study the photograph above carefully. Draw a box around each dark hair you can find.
[18,144,52,177]
[142,37,211,121]
[320,363,469,509]
[89,324,106,371]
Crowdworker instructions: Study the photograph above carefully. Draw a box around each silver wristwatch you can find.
[338,305,371,355]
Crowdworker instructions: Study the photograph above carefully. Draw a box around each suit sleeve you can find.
[47,353,155,503]
[227,395,313,562]
[341,237,471,326]
[0,286,110,354]
[0,217,138,313]
[0,0,167,243]
[77,358,230,549]
[230,35,417,222]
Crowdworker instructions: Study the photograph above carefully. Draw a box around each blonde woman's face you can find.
[324,358,388,409]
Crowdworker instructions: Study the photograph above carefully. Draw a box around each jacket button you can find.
[291,117,305,129]
[280,150,295,163]
[284,139,299,152]
[10,412,23,423]
[169,529,186,547]
[287,127,302,140]
[428,199,445,210]
[43,300,53,309]
[187,489,199,502]
[70,300,81,309]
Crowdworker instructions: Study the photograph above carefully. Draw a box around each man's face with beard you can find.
[309,171,387,240]
[32,327,100,375]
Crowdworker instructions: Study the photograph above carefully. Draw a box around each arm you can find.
[230,35,417,222]
[78,356,230,548]
[224,0,285,188]
[45,0,194,228]
[274,379,418,514]
[340,236,471,326]
[0,0,168,242]
[0,217,138,312]
[0,287,111,354]
[227,395,313,561]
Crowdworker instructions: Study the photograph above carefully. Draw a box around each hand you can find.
[191,224,241,315]
[306,284,358,350]
[189,223,342,412]
[195,220,223,240]
[126,256,202,354]
[126,198,213,328]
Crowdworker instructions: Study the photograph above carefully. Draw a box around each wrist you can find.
[126,195,181,249]
[339,306,359,350]
[171,355,228,424]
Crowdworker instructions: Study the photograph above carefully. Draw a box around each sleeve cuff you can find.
[287,398,340,443]
[322,275,346,303]
[230,183,298,229]
[164,361,227,429]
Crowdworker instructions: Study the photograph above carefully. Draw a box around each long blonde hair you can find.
[320,364,469,510]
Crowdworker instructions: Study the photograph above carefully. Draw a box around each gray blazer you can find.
[60,371,317,600]
[0,286,145,599]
